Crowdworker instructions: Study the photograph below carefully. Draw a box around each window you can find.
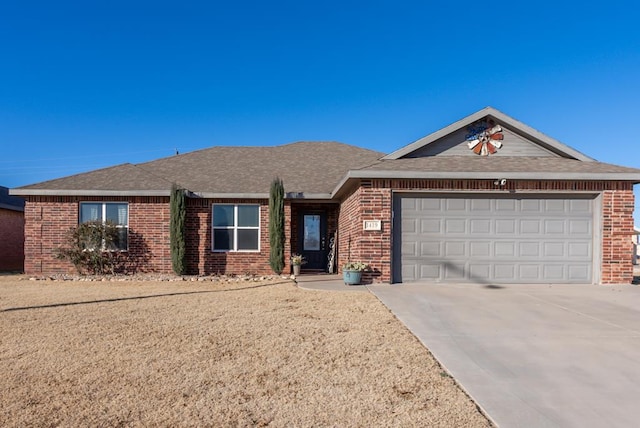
[212,204,260,251]
[79,202,128,250]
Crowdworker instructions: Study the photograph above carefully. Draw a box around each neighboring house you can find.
[0,186,25,271]
[11,107,640,284]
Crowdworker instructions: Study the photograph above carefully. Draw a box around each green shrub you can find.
[269,177,285,274]
[56,221,123,275]
[170,183,187,275]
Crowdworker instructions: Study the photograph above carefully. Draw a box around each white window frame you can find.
[212,204,260,252]
[79,202,129,251]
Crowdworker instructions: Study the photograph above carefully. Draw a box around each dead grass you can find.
[0,275,491,427]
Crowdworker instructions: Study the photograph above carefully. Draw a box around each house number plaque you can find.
[363,220,382,231]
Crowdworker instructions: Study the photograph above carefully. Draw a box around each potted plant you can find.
[291,254,306,276]
[342,261,368,285]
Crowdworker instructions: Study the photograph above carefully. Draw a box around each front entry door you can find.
[299,212,327,271]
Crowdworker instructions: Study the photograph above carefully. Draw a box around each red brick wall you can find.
[185,198,292,276]
[23,196,171,274]
[340,179,636,284]
[23,195,294,276]
[337,187,392,283]
[601,189,635,284]
[22,180,636,284]
[0,208,25,271]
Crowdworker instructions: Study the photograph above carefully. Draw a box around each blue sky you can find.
[1,1,639,216]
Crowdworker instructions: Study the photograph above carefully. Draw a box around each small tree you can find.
[56,221,122,275]
[170,183,187,275]
[269,177,285,274]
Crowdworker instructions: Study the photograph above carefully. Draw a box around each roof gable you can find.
[382,107,594,161]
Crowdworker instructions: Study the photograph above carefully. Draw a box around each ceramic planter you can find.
[343,270,362,285]
[293,264,301,276]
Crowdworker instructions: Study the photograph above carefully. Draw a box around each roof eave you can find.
[191,192,334,200]
[10,189,171,197]
[345,170,640,182]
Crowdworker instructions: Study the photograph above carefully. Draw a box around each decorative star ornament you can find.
[465,121,504,156]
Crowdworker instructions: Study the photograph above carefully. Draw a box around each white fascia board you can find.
[10,189,171,197]
[193,192,333,200]
[345,169,640,182]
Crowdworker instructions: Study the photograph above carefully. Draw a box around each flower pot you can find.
[293,264,301,276]
[343,270,362,285]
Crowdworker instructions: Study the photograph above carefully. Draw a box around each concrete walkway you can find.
[369,282,640,428]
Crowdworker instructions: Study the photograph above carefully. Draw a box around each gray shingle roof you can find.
[13,142,385,197]
[15,163,174,195]
[11,109,640,198]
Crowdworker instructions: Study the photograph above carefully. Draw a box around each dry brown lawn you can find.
[0,275,491,427]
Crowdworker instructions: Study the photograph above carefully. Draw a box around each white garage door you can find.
[393,194,595,284]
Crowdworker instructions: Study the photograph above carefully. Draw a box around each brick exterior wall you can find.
[185,198,295,276]
[338,179,636,285]
[0,208,25,271]
[23,196,171,274]
[337,186,392,283]
[22,180,636,284]
[601,189,635,284]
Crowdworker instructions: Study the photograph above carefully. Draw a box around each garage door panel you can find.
[419,198,441,211]
[545,200,565,211]
[495,242,516,257]
[544,265,565,280]
[519,265,540,280]
[496,199,516,211]
[570,199,591,212]
[444,262,466,279]
[401,240,418,256]
[569,219,590,235]
[446,199,466,211]
[421,218,441,233]
[395,195,594,284]
[520,219,541,234]
[544,220,565,234]
[568,242,590,257]
[469,264,491,280]
[494,264,516,280]
[420,264,440,279]
[519,242,540,257]
[445,219,466,233]
[470,199,491,211]
[543,242,565,257]
[470,241,491,257]
[521,199,542,211]
[496,219,516,234]
[445,241,466,257]
[402,218,417,233]
[568,265,591,281]
[421,241,440,256]
[470,219,491,234]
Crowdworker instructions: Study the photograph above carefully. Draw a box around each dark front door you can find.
[299,212,327,271]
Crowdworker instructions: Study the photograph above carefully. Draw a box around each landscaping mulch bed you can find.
[0,275,491,427]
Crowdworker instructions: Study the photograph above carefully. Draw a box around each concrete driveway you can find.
[368,283,640,428]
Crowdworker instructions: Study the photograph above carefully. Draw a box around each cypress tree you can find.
[170,183,187,275]
[269,177,285,274]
